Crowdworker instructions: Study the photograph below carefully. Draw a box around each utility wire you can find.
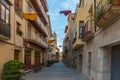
[57,34,64,40]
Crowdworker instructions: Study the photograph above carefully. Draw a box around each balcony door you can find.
[14,50,20,60]
[35,51,40,66]
[25,50,31,70]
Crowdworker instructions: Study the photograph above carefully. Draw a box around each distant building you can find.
[62,13,76,67]
[51,32,59,60]
[46,15,53,61]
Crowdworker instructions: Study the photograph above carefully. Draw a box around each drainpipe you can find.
[94,0,97,32]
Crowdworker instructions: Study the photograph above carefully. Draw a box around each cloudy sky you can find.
[47,0,79,51]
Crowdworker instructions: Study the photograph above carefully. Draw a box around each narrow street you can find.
[23,62,88,80]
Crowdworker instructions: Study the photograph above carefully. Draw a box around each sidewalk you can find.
[22,62,88,80]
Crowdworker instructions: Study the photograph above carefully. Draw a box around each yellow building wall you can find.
[73,7,85,48]
[0,44,14,72]
[0,0,49,76]
[76,7,85,38]
[0,0,26,72]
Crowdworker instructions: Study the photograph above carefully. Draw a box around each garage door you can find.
[111,45,120,80]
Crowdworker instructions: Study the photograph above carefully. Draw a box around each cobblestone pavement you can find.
[23,62,88,80]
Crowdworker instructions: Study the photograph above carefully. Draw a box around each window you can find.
[14,0,23,18]
[35,52,40,65]
[81,0,84,7]
[79,0,84,7]
[25,50,31,70]
[79,21,84,38]
[73,26,77,44]
[0,0,10,24]
[16,22,23,36]
[28,23,32,39]
[14,50,20,60]
[88,52,91,76]
[27,1,32,12]
[2,0,9,8]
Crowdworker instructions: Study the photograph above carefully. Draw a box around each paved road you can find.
[23,62,88,80]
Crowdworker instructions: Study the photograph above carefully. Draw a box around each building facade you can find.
[72,5,85,71]
[71,0,120,80]
[0,0,51,76]
[23,0,49,70]
[51,32,59,60]
[46,15,53,61]
[63,13,76,68]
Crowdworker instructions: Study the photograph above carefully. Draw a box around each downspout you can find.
[94,0,96,32]
[13,2,16,60]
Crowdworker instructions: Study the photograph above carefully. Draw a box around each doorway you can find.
[25,50,31,70]
[35,51,40,66]
[79,55,82,72]
[111,45,120,80]
[88,52,91,76]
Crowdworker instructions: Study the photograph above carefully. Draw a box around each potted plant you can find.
[1,60,25,80]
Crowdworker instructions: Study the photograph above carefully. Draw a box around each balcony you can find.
[30,0,48,25]
[0,22,10,40]
[29,16,48,37]
[38,38,48,48]
[41,0,48,12]
[96,0,120,28]
[23,38,48,49]
[73,39,84,49]
[81,20,94,41]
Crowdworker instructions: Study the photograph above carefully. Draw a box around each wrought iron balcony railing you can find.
[30,0,48,25]
[81,20,94,41]
[96,0,120,27]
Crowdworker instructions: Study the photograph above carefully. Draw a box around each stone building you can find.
[51,32,59,60]
[46,15,53,61]
[72,0,120,80]
[63,13,76,68]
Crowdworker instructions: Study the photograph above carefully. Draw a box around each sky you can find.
[47,0,79,52]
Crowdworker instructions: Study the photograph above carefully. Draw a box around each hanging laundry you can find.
[59,10,71,16]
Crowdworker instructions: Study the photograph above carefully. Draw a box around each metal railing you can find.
[96,0,105,19]
[96,0,120,19]
[38,38,48,47]
[35,16,48,36]
[82,20,94,38]
[35,0,48,23]
[41,0,49,12]
[27,4,48,36]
